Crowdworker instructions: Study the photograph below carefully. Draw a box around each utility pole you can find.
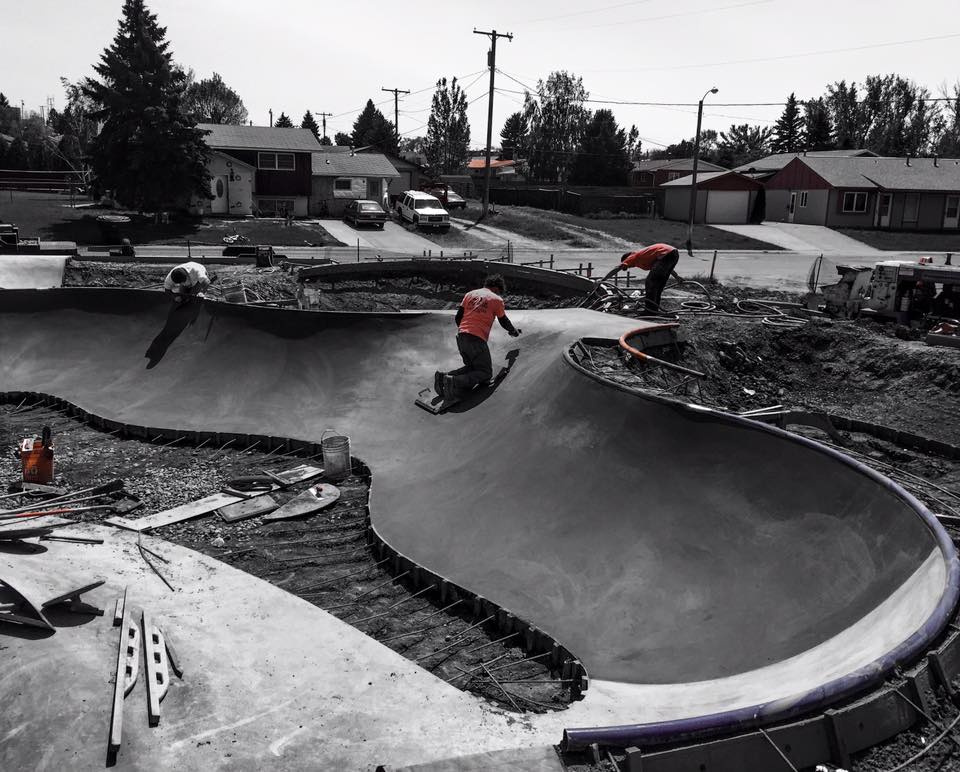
[381,87,410,142]
[317,111,333,142]
[474,28,512,218]
[685,87,718,256]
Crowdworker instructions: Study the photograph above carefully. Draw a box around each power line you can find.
[517,0,656,25]
[583,31,960,73]
[381,86,410,140]
[557,0,776,32]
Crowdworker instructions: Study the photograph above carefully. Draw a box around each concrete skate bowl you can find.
[0,287,957,751]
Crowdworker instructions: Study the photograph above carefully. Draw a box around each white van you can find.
[396,191,450,231]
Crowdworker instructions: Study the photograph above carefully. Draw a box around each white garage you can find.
[660,171,762,224]
[706,190,751,223]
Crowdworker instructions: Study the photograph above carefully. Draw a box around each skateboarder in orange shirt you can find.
[436,275,521,400]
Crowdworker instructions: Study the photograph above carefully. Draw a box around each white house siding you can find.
[195,153,254,216]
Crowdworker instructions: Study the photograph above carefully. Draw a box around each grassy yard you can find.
[834,227,960,253]
[458,202,783,251]
[0,190,342,246]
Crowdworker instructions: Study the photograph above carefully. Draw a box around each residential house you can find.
[467,158,517,191]
[734,149,878,189]
[311,151,399,216]
[369,152,425,202]
[661,171,765,224]
[764,155,960,230]
[196,123,321,217]
[630,158,727,215]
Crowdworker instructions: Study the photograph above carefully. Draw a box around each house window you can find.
[256,198,295,216]
[334,178,354,191]
[799,191,808,208]
[665,171,683,181]
[258,152,295,171]
[842,191,868,213]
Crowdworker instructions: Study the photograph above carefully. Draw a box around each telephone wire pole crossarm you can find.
[473,28,513,218]
[381,87,411,142]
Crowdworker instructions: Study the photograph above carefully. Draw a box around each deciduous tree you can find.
[569,109,631,186]
[424,77,470,174]
[934,81,960,157]
[334,131,353,146]
[82,0,209,210]
[183,71,248,124]
[523,70,590,184]
[714,124,773,168]
[803,97,833,151]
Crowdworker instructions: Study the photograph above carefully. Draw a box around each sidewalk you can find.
[710,223,883,254]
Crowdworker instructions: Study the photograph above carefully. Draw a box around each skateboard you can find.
[415,349,520,415]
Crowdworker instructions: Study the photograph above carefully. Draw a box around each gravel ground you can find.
[0,401,572,716]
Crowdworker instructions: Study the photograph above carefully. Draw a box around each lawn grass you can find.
[0,190,342,247]
[834,227,960,253]
[458,202,783,251]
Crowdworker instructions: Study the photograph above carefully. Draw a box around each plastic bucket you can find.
[321,430,351,480]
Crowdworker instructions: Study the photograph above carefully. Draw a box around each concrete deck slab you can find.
[0,255,67,288]
[0,288,956,764]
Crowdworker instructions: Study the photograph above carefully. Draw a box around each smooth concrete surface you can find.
[0,255,67,288]
[0,290,956,762]
[710,223,883,253]
[318,219,440,252]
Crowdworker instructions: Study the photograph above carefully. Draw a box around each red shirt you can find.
[458,288,505,341]
[621,243,676,271]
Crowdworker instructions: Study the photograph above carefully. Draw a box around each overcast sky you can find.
[5,0,959,152]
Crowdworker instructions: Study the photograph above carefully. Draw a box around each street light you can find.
[685,86,718,256]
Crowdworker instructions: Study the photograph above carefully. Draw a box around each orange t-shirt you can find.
[458,288,505,341]
[621,243,676,271]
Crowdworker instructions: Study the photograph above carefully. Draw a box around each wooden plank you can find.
[142,610,169,727]
[218,495,278,523]
[262,484,340,522]
[273,464,324,485]
[103,492,244,532]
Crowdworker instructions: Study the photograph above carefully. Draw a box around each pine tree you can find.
[319,135,332,146]
[424,78,470,174]
[772,93,804,154]
[803,98,833,150]
[5,138,29,170]
[351,99,397,154]
[82,0,209,210]
[569,109,631,186]
[499,112,527,161]
[274,112,293,128]
[300,110,320,140]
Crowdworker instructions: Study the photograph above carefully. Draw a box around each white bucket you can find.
[321,430,351,480]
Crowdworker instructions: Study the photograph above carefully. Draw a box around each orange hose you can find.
[618,323,705,378]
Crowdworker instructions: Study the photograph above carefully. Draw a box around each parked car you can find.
[343,199,388,229]
[396,191,450,231]
[423,184,467,210]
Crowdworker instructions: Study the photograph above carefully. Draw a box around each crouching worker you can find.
[163,261,210,304]
[601,243,681,314]
[436,274,520,400]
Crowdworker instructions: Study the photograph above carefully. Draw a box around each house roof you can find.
[632,158,727,174]
[661,170,762,189]
[735,149,877,173]
[198,123,322,152]
[311,152,400,178]
[788,156,960,191]
[467,158,516,170]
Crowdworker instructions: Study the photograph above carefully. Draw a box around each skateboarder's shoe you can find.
[443,374,458,400]
[434,370,445,398]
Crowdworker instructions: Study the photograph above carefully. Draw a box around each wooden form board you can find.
[103,466,322,532]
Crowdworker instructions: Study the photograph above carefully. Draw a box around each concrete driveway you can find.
[710,222,882,254]
[318,218,438,253]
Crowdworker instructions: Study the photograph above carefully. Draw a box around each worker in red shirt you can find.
[436,274,521,400]
[601,243,681,314]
